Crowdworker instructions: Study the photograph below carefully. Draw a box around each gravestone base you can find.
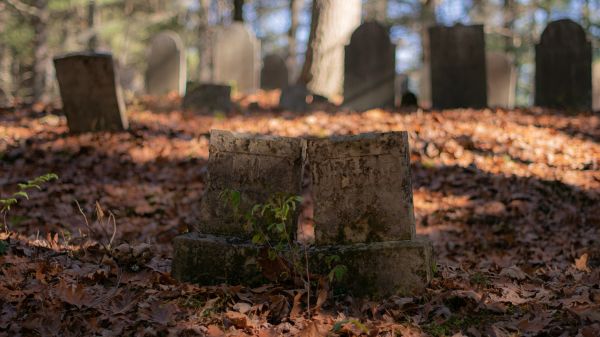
[173,232,434,297]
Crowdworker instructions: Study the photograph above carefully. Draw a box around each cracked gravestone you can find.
[54,52,128,132]
[261,54,289,90]
[535,19,592,110]
[429,24,487,109]
[486,52,516,108]
[306,132,434,296]
[172,130,304,284]
[343,21,396,111]
[146,31,186,96]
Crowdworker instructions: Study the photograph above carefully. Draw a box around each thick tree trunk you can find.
[299,0,361,99]
[287,0,303,81]
[31,0,50,104]
[233,0,244,22]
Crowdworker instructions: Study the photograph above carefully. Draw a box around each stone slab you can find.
[307,132,415,245]
[429,24,487,109]
[535,19,592,110]
[182,83,232,113]
[146,31,186,96]
[196,130,304,238]
[172,232,434,297]
[54,52,128,132]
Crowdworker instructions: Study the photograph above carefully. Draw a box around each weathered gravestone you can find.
[306,132,433,296]
[486,52,516,108]
[593,61,600,111]
[429,24,487,109]
[54,52,128,132]
[261,54,289,90]
[146,31,186,96]
[535,19,592,110]
[343,21,396,111]
[182,83,232,113]
[279,84,309,112]
[212,23,260,93]
[172,130,304,284]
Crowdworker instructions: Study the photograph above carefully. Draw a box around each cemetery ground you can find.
[0,96,599,337]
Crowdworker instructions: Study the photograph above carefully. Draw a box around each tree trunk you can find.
[364,0,387,22]
[198,0,212,82]
[31,0,50,104]
[287,0,303,81]
[299,0,361,99]
[87,0,98,51]
[233,0,244,22]
[418,0,436,108]
[502,0,514,53]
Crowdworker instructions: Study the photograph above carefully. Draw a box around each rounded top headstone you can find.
[349,21,391,46]
[539,19,588,47]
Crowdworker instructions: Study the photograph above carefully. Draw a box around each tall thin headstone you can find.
[343,21,395,111]
[54,52,128,132]
[535,19,591,110]
[486,52,516,108]
[429,24,487,109]
[146,31,186,96]
[212,23,260,93]
[261,54,289,90]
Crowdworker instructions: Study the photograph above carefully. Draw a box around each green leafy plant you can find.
[1,173,58,230]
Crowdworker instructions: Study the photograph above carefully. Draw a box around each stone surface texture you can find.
[486,52,516,108]
[54,52,128,133]
[343,21,396,111]
[196,130,304,238]
[429,24,487,109]
[279,84,309,112]
[182,83,232,113]
[535,19,592,110]
[146,31,186,96]
[307,132,415,245]
[261,54,289,90]
[212,23,260,93]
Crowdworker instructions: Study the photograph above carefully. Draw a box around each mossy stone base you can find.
[172,233,434,297]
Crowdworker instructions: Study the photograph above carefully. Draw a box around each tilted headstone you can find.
[429,24,487,109]
[535,19,591,110]
[261,54,289,90]
[182,83,232,113]
[486,52,516,108]
[146,31,186,96]
[593,61,600,111]
[306,131,433,296]
[343,22,396,111]
[54,52,128,132]
[212,23,260,93]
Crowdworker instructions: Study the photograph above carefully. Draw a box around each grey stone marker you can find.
[279,84,309,112]
[306,132,433,296]
[535,19,592,110]
[343,21,396,111]
[172,130,304,284]
[182,83,232,113]
[486,52,516,108]
[593,61,600,111]
[261,54,289,90]
[212,23,260,93]
[429,24,487,109]
[54,52,128,133]
[146,31,186,96]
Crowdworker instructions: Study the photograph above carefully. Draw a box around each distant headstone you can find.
[261,54,289,90]
[535,19,592,110]
[182,83,232,113]
[400,91,418,107]
[212,23,260,93]
[54,52,128,132]
[486,52,516,108]
[429,24,487,109]
[279,84,309,112]
[146,31,186,96]
[343,21,396,111]
[593,61,600,111]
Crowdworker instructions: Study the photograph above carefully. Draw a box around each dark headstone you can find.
[146,31,186,96]
[54,52,128,132]
[400,91,418,107]
[486,52,516,108]
[182,83,232,113]
[279,84,309,112]
[535,19,592,110]
[261,54,289,90]
[429,24,487,109]
[212,23,260,93]
[343,22,395,111]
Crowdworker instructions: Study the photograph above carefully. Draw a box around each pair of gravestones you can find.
[172,130,434,297]
[428,19,592,110]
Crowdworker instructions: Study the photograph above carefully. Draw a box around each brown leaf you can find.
[575,253,591,273]
[298,320,326,337]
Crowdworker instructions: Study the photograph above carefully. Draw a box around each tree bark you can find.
[87,0,98,51]
[233,0,244,22]
[198,0,212,82]
[287,0,303,81]
[418,0,437,108]
[31,0,50,104]
[298,0,361,98]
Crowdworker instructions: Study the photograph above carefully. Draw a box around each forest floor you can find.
[0,95,599,337]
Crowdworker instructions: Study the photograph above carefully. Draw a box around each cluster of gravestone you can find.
[172,130,433,297]
[53,19,598,132]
